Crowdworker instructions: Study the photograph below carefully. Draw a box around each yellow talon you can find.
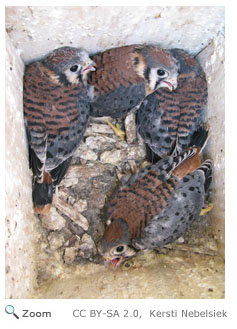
[200,203,213,216]
[106,119,126,141]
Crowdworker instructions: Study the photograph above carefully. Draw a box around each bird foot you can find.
[106,119,126,141]
[200,202,213,216]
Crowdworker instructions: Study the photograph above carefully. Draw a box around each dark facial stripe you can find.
[144,67,150,82]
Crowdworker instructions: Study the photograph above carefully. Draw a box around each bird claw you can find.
[106,119,126,141]
[200,203,213,216]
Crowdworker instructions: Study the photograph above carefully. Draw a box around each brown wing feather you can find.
[177,71,207,136]
[157,88,181,139]
[88,44,144,96]
[24,62,88,176]
[106,169,177,240]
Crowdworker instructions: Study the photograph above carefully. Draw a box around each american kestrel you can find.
[136,48,207,161]
[88,44,179,118]
[98,126,213,268]
[23,46,96,214]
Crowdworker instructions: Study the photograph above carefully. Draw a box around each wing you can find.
[169,49,208,154]
[45,94,89,171]
[136,87,180,158]
[23,63,48,180]
[49,156,72,188]
[88,45,146,117]
[175,71,207,153]
[136,158,213,249]
[105,145,202,241]
[105,168,178,242]
[23,62,90,179]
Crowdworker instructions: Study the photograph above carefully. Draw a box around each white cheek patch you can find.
[148,68,158,91]
[66,73,79,84]
[65,67,81,84]
[149,67,169,91]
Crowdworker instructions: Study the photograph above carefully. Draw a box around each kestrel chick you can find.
[23,46,96,214]
[88,44,179,118]
[98,127,212,268]
[136,48,207,160]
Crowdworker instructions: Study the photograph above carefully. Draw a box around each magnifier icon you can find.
[5,305,19,319]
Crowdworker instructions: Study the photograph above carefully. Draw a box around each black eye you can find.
[70,65,78,72]
[157,69,166,76]
[116,246,124,253]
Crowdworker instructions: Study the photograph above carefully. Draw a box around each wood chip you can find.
[64,163,105,179]
[125,112,137,144]
[56,198,89,231]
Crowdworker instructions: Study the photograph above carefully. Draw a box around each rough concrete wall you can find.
[198,33,225,256]
[6,6,224,63]
[5,33,39,298]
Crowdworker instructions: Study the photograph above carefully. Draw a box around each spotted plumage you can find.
[23,46,96,214]
[98,127,212,268]
[136,48,207,160]
[88,44,179,118]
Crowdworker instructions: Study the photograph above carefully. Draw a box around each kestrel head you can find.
[132,46,179,93]
[97,218,136,268]
[170,48,203,76]
[42,46,96,85]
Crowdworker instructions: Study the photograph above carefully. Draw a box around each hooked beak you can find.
[97,243,121,269]
[102,248,136,269]
[160,76,178,91]
[104,257,122,269]
[82,59,96,74]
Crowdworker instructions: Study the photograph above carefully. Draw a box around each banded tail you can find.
[33,172,53,214]
[33,157,72,214]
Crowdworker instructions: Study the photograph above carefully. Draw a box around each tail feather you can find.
[50,156,72,191]
[171,124,210,179]
[188,123,209,151]
[33,172,53,214]
[172,147,197,169]
[144,143,162,164]
[172,123,209,157]
[197,159,213,192]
